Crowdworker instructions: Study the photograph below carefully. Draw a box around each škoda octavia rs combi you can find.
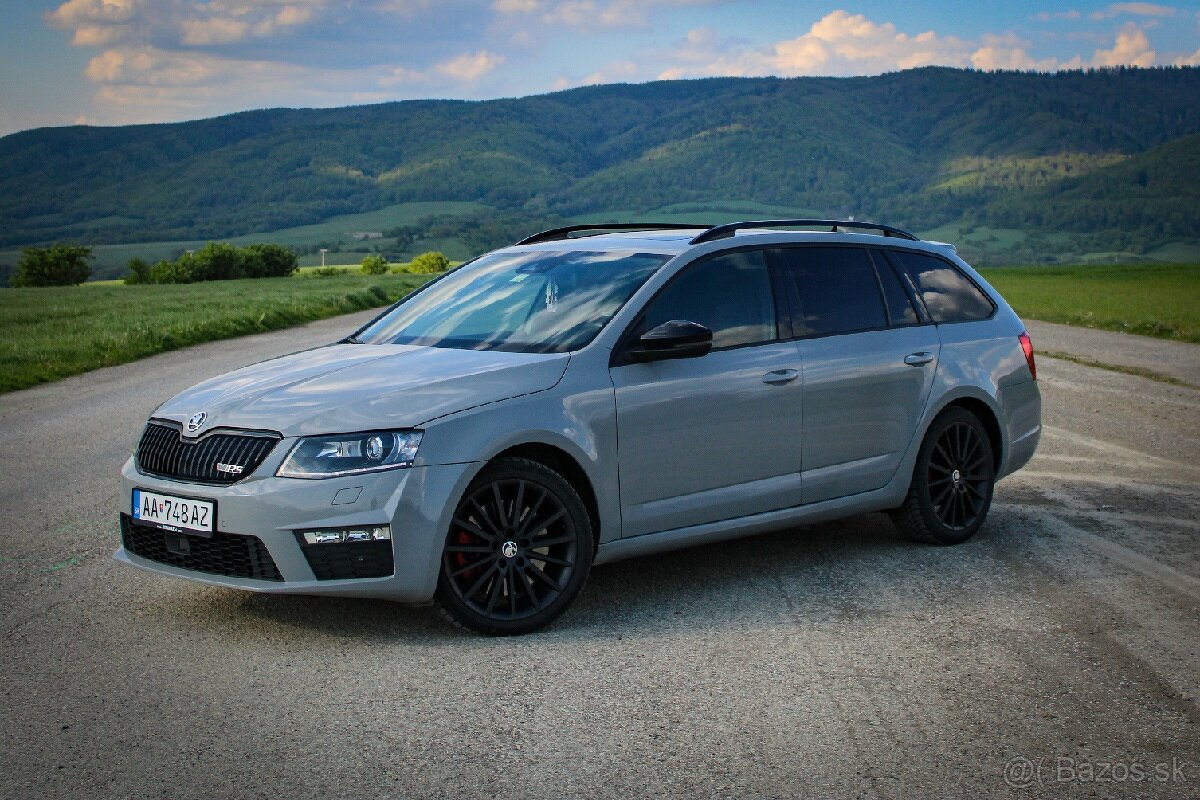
[117,220,1041,635]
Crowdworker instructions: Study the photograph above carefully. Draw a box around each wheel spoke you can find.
[530,533,575,550]
[530,552,571,568]
[445,544,493,554]
[470,497,501,535]
[492,483,507,529]
[526,561,562,592]
[932,484,954,512]
[511,480,526,528]
[450,557,490,578]
[928,475,953,488]
[525,508,568,536]
[452,517,496,541]
[507,571,518,616]
[516,489,549,535]
[485,570,505,613]
[933,441,955,468]
[463,563,499,601]
[517,566,540,606]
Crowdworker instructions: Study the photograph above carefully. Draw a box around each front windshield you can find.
[356,249,670,353]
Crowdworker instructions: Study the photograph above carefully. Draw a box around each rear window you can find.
[776,247,887,337]
[889,251,994,323]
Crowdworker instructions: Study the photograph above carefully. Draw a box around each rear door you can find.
[774,246,940,504]
[610,249,805,538]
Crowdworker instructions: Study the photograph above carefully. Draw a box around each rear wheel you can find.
[434,457,593,635]
[890,408,995,545]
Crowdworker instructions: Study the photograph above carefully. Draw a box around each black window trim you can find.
[866,247,929,327]
[611,244,786,367]
[880,246,998,325]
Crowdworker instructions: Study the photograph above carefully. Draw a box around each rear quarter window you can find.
[889,250,995,323]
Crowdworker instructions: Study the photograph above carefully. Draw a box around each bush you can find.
[11,244,92,287]
[123,257,152,285]
[360,254,389,275]
[310,266,343,277]
[190,242,245,282]
[149,259,192,284]
[409,251,450,274]
[243,243,298,278]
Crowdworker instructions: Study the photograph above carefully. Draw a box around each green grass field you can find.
[0,273,431,393]
[979,263,1200,342]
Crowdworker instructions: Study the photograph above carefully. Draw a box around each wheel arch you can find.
[933,395,1004,472]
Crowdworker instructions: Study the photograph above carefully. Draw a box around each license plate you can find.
[132,489,215,536]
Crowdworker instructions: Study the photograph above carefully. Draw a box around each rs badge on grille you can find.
[215,462,244,475]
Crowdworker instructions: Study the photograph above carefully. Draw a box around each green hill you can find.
[1,66,1198,269]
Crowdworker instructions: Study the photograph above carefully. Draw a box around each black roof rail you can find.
[516,222,710,246]
[689,219,918,245]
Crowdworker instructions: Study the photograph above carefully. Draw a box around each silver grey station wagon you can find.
[117,220,1042,634]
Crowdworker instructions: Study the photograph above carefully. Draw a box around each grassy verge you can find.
[978,263,1200,343]
[0,274,430,393]
[1039,350,1198,390]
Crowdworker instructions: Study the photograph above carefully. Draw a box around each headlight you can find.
[277,430,422,479]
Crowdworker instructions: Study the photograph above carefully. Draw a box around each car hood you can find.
[153,343,570,436]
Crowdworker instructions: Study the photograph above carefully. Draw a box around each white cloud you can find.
[1178,48,1200,65]
[435,50,506,81]
[1090,3,1177,20]
[971,34,1061,71]
[1092,25,1157,65]
[180,16,250,45]
[659,12,973,78]
[1033,10,1082,22]
[655,11,1171,81]
[494,0,719,29]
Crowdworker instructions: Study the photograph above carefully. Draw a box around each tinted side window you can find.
[891,251,995,323]
[870,251,920,326]
[640,250,775,349]
[777,247,887,337]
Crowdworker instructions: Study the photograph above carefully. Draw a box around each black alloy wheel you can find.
[434,457,593,635]
[891,408,995,545]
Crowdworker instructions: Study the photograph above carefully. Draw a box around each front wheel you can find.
[434,457,593,635]
[890,408,995,545]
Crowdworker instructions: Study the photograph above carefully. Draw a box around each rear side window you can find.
[641,249,776,349]
[890,251,994,323]
[870,251,920,326]
[776,247,887,337]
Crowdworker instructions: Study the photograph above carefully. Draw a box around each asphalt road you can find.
[2,315,1198,799]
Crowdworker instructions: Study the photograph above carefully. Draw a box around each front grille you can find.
[297,537,395,580]
[136,420,280,484]
[121,515,284,581]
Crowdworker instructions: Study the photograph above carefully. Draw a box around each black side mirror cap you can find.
[626,320,713,363]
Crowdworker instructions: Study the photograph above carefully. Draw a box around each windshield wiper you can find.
[341,335,363,344]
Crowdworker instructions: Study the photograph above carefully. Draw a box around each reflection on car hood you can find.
[153,343,570,436]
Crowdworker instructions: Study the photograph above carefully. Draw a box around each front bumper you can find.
[115,452,476,603]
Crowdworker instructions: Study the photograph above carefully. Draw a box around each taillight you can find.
[1018,331,1036,380]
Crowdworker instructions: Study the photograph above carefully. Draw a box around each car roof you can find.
[509,225,956,259]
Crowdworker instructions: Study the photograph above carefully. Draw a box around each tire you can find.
[890,408,996,545]
[434,457,594,635]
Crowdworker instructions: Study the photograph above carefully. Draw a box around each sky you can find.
[1,1,1198,135]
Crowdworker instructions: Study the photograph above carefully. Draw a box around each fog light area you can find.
[299,526,391,545]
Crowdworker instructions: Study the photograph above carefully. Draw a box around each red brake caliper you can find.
[454,530,482,581]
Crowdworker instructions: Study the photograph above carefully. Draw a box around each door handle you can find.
[762,368,799,385]
[904,352,935,366]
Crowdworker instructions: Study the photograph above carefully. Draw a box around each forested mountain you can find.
[1,66,1197,254]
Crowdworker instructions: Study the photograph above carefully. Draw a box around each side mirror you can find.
[626,320,713,363]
